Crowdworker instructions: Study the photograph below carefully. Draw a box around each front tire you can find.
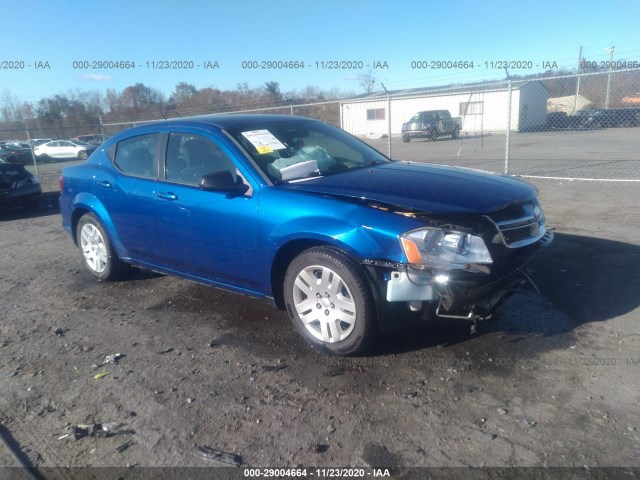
[451,127,460,139]
[78,150,88,160]
[402,135,410,143]
[76,213,127,281]
[283,247,376,355]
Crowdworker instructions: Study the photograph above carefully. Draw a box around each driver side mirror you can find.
[199,170,249,196]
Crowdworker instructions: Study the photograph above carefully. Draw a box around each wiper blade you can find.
[359,159,387,168]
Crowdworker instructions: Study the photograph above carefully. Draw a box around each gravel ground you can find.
[0,173,639,479]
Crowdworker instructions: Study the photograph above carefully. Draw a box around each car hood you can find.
[279,162,537,214]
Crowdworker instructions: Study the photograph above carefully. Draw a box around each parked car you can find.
[567,109,598,128]
[6,140,33,149]
[401,110,461,142]
[30,138,53,147]
[589,108,640,128]
[0,157,41,210]
[0,144,34,165]
[545,112,569,130]
[59,114,553,354]
[73,134,108,145]
[34,140,97,161]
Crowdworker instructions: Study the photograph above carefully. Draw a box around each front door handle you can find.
[157,192,178,201]
[96,180,112,188]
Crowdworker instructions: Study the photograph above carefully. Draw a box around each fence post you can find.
[605,46,615,109]
[504,80,512,175]
[387,92,392,158]
[24,120,39,175]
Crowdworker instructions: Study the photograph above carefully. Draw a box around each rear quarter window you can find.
[114,134,159,178]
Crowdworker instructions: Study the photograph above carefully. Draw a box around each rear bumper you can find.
[0,184,42,207]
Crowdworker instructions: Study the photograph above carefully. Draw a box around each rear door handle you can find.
[157,192,178,201]
[96,180,112,188]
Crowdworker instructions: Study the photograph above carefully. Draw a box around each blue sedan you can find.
[59,115,552,354]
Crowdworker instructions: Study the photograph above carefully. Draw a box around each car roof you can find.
[137,114,317,130]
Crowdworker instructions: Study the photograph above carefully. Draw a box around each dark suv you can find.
[401,110,461,142]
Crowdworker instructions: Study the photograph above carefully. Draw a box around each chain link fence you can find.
[343,69,640,181]
[3,69,639,182]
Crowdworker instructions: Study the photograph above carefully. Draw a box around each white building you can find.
[340,80,548,137]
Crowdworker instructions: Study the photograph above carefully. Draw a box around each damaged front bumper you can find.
[363,229,553,325]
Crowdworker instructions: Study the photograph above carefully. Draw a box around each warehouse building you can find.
[340,80,548,137]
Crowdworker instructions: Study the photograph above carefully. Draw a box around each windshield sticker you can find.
[241,130,286,154]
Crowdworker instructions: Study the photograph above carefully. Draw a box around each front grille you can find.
[502,222,540,245]
[487,201,546,248]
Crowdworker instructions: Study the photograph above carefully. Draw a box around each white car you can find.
[33,140,97,161]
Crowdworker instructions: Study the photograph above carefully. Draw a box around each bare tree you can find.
[0,90,27,122]
[358,70,377,94]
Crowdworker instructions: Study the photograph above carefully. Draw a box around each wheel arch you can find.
[70,207,92,245]
[270,238,369,310]
[270,239,388,340]
[68,193,126,257]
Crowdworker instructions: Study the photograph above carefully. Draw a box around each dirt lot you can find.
[1,173,639,479]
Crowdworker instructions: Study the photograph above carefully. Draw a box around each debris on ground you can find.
[58,422,135,441]
[261,364,287,371]
[94,372,111,379]
[193,445,242,466]
[104,353,125,365]
[157,348,174,354]
[520,418,537,428]
[323,368,344,377]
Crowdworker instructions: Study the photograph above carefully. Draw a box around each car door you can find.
[94,132,163,264]
[58,141,77,158]
[153,130,261,291]
[44,141,60,158]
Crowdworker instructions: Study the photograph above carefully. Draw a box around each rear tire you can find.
[283,246,377,355]
[402,135,410,143]
[452,127,460,139]
[76,213,127,281]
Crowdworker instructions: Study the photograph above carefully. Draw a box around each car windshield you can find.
[225,119,390,183]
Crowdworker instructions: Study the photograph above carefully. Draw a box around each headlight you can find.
[400,227,493,271]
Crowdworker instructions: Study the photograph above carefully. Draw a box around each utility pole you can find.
[381,83,391,158]
[574,46,582,113]
[605,46,615,109]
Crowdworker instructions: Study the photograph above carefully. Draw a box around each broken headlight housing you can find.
[400,227,493,271]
